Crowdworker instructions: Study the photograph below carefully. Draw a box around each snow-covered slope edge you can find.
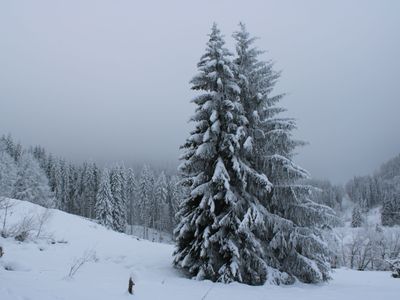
[0,199,398,300]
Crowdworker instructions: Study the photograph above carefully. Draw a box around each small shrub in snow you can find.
[35,208,52,239]
[8,215,36,242]
[66,249,97,278]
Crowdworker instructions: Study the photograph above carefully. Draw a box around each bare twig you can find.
[67,249,97,278]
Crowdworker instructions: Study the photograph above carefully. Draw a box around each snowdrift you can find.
[0,199,399,300]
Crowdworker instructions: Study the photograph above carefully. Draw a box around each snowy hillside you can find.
[1,199,399,300]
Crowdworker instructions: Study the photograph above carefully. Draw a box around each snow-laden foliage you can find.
[0,151,18,198]
[174,23,276,285]
[1,134,185,238]
[351,205,363,227]
[305,178,345,213]
[110,165,127,232]
[80,162,99,219]
[125,168,137,230]
[326,225,400,271]
[95,168,113,228]
[346,153,400,225]
[138,165,155,238]
[233,23,337,284]
[13,152,53,207]
[154,171,168,231]
[175,23,336,285]
[0,134,22,162]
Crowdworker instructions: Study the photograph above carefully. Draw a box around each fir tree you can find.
[154,171,168,232]
[0,150,18,198]
[13,152,54,207]
[381,196,400,226]
[67,163,80,214]
[138,165,154,238]
[95,168,113,228]
[351,205,363,227]
[125,168,137,233]
[232,23,336,284]
[110,165,127,232]
[58,159,70,211]
[166,175,179,233]
[174,24,273,285]
[81,162,98,219]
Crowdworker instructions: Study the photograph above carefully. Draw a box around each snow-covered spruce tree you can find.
[138,164,155,238]
[67,163,80,214]
[381,196,400,226]
[0,134,22,162]
[13,152,54,207]
[81,162,98,219]
[95,168,113,229]
[125,168,137,232]
[351,205,363,227]
[154,171,168,232]
[0,150,18,198]
[110,165,127,232]
[232,23,336,284]
[174,23,273,285]
[58,159,70,211]
[166,175,180,233]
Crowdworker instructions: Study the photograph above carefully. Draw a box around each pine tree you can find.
[174,24,273,285]
[232,23,336,284]
[95,168,113,228]
[13,152,54,207]
[110,165,127,232]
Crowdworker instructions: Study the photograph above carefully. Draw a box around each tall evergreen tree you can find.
[95,168,113,228]
[351,205,363,227]
[0,150,18,198]
[154,171,168,232]
[138,164,154,238]
[174,24,273,285]
[125,168,137,233]
[58,159,70,211]
[166,175,179,233]
[232,23,336,284]
[13,152,54,207]
[81,162,98,219]
[381,192,400,226]
[110,165,127,232]
[67,163,80,214]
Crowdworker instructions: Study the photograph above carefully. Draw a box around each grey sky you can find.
[1,0,399,183]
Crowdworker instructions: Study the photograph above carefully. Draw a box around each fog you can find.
[1,0,399,183]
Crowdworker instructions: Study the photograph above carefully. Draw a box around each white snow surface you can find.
[1,199,399,300]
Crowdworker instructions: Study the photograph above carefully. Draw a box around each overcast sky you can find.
[1,0,399,183]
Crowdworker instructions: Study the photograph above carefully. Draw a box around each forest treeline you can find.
[0,134,184,236]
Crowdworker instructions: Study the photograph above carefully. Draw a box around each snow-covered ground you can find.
[0,199,399,300]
